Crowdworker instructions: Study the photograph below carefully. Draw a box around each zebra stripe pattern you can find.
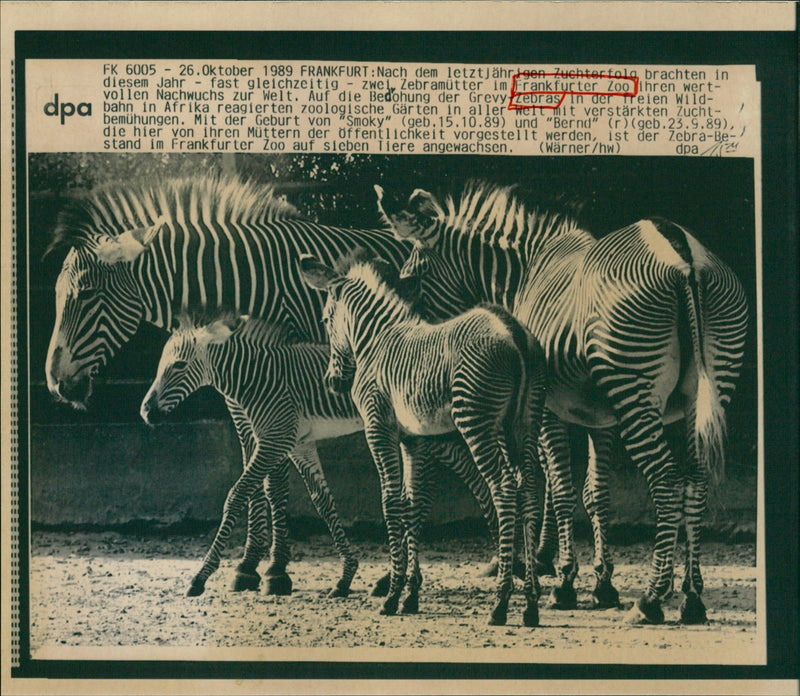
[45,176,510,595]
[300,254,547,626]
[380,182,748,624]
[140,314,363,597]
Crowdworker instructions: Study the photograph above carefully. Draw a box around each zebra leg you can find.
[226,400,270,593]
[617,412,683,625]
[399,439,433,614]
[538,411,579,609]
[679,404,709,624]
[585,428,620,608]
[454,410,516,625]
[289,442,359,598]
[263,461,293,595]
[232,491,271,592]
[535,472,558,577]
[362,403,406,616]
[187,451,279,596]
[372,437,440,598]
[519,463,543,628]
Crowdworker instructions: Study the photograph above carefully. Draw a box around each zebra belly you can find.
[395,401,456,437]
[296,417,364,443]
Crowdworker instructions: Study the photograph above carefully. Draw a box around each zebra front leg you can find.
[263,462,293,595]
[187,466,270,596]
[226,400,270,593]
[290,443,359,598]
[363,408,406,616]
[539,412,579,609]
[399,439,434,614]
[371,436,438,598]
[585,428,620,608]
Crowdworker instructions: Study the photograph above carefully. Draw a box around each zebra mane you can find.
[48,175,303,254]
[440,180,583,251]
[342,255,416,314]
[174,310,290,346]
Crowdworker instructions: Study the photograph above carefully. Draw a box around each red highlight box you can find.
[508,72,640,111]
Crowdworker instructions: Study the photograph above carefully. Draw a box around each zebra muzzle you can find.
[140,397,165,425]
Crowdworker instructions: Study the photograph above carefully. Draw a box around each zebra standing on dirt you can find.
[378,181,748,625]
[301,253,547,626]
[44,175,512,595]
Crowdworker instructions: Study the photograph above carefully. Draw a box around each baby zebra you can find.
[300,254,547,627]
[140,314,363,598]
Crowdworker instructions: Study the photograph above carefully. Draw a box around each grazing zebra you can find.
[300,253,547,626]
[377,182,748,624]
[43,175,508,594]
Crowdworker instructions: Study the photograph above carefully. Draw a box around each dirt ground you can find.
[28,531,762,664]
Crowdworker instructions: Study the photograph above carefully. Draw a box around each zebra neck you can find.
[135,247,176,330]
[350,298,417,366]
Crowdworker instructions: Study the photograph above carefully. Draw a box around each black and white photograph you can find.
[2,2,798,694]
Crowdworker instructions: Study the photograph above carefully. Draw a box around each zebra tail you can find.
[681,271,727,503]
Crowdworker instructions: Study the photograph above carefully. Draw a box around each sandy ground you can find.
[29,531,762,664]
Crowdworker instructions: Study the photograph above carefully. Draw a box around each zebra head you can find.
[140,314,241,425]
[298,255,354,394]
[376,185,475,320]
[46,221,164,409]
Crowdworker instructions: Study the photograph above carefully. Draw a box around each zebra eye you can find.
[75,288,94,300]
[172,360,188,371]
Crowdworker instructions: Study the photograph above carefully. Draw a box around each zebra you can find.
[43,175,511,594]
[140,313,363,597]
[376,181,748,625]
[300,253,547,626]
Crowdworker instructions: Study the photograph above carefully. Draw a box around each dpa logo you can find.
[44,94,93,125]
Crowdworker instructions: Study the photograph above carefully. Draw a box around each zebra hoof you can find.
[548,585,578,610]
[679,593,708,624]
[626,595,665,625]
[523,605,540,628]
[592,581,620,609]
[371,572,391,597]
[400,594,419,614]
[186,579,206,597]
[379,596,399,616]
[535,557,557,577]
[264,573,293,596]
[328,581,352,598]
[231,570,261,592]
[488,606,508,626]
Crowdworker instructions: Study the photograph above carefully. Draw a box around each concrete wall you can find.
[31,421,757,538]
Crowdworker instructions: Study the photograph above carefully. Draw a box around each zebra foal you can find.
[140,314,363,598]
[301,253,547,627]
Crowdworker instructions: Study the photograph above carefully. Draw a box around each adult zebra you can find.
[43,175,497,595]
[377,181,748,624]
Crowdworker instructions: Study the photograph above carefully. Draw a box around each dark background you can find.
[14,25,798,681]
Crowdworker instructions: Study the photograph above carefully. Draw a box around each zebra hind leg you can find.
[231,489,271,592]
[263,463,294,595]
[539,412,579,610]
[290,444,359,598]
[585,429,620,609]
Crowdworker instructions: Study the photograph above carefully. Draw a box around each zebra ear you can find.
[299,254,339,290]
[95,219,166,265]
[199,316,239,345]
[407,189,442,220]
